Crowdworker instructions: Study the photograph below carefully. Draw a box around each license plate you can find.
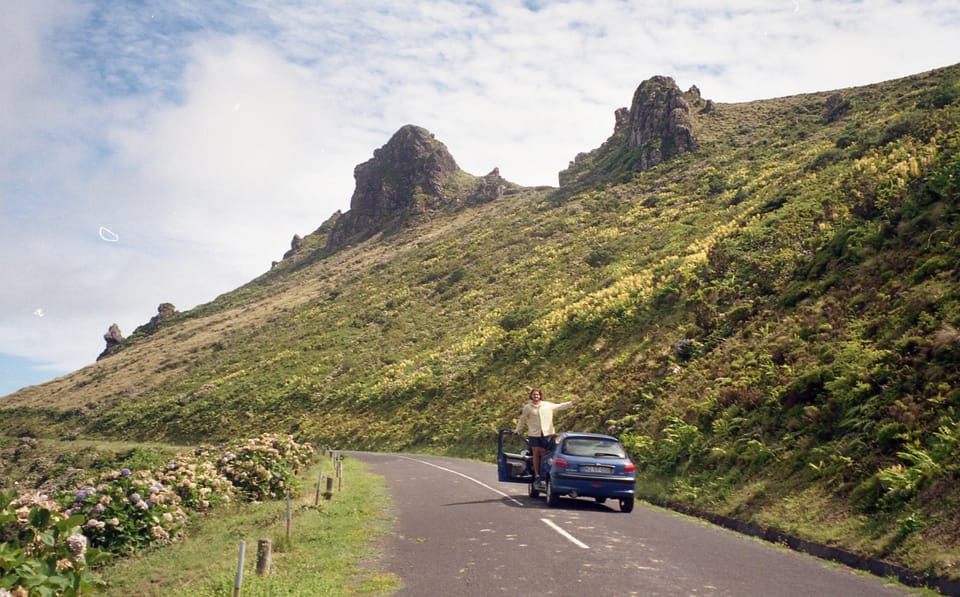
[580,465,613,473]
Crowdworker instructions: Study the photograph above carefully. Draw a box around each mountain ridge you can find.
[3,64,960,583]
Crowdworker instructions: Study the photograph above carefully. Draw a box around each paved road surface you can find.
[351,451,915,596]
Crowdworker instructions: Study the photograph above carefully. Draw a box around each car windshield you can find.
[562,438,626,458]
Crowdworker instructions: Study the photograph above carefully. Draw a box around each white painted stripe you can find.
[541,517,590,549]
[397,455,525,506]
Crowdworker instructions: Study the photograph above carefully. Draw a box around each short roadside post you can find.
[233,541,245,597]
[256,539,272,576]
[314,470,324,506]
[285,490,292,544]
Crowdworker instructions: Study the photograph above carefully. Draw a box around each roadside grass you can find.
[98,455,400,596]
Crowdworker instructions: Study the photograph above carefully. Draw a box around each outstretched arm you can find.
[555,395,581,411]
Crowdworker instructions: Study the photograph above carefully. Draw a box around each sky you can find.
[1,0,958,397]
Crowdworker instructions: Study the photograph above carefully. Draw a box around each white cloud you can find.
[99,36,366,243]
[1,0,958,394]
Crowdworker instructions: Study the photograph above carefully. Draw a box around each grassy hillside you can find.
[4,64,960,582]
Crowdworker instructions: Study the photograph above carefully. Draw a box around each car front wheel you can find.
[619,498,634,513]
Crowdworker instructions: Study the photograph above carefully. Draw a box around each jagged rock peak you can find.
[130,303,179,338]
[97,323,124,361]
[559,76,699,186]
[625,75,698,170]
[282,234,303,260]
[325,125,464,250]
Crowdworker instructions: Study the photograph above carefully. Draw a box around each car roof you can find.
[557,431,620,442]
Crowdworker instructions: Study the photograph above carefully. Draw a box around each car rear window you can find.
[562,438,626,458]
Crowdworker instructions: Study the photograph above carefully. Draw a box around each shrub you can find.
[498,305,537,331]
[585,245,617,268]
[156,451,235,512]
[0,490,110,596]
[2,433,317,592]
[216,434,314,501]
[63,469,188,555]
[627,418,706,475]
[672,338,703,362]
[619,431,654,464]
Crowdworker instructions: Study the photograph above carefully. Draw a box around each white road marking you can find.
[397,455,590,548]
[397,455,525,506]
[541,518,590,549]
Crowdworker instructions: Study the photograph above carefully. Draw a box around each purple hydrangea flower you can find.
[66,534,87,559]
[120,468,132,477]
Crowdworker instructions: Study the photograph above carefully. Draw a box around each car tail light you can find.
[553,456,569,469]
[624,462,636,473]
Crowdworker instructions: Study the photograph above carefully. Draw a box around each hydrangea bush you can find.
[0,489,110,596]
[157,451,235,512]
[65,468,188,555]
[217,433,315,501]
[1,433,315,595]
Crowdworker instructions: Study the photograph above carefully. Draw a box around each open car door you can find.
[497,429,535,483]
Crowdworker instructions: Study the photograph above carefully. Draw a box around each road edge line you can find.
[397,455,525,506]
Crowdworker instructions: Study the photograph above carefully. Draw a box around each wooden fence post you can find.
[256,539,272,576]
[314,470,324,506]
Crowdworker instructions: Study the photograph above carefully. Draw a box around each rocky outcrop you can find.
[153,303,177,324]
[325,125,511,251]
[559,76,700,186]
[131,303,178,337]
[624,75,698,170]
[325,125,460,249]
[282,234,303,260]
[97,323,124,360]
[97,303,179,359]
[470,168,507,204]
[822,93,851,123]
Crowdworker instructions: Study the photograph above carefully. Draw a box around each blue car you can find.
[498,430,636,512]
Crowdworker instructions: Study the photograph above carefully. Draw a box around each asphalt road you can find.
[350,451,916,597]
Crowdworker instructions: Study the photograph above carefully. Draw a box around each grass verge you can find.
[98,455,401,596]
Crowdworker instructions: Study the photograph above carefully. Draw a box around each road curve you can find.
[350,452,913,597]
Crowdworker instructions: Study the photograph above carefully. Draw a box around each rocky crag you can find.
[97,303,178,360]
[559,75,700,186]
[324,125,511,251]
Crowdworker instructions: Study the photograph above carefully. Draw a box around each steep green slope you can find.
[3,64,959,581]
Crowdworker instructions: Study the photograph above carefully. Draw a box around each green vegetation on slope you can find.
[3,64,959,582]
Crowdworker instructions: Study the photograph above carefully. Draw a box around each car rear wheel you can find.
[619,498,634,513]
[546,480,560,507]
